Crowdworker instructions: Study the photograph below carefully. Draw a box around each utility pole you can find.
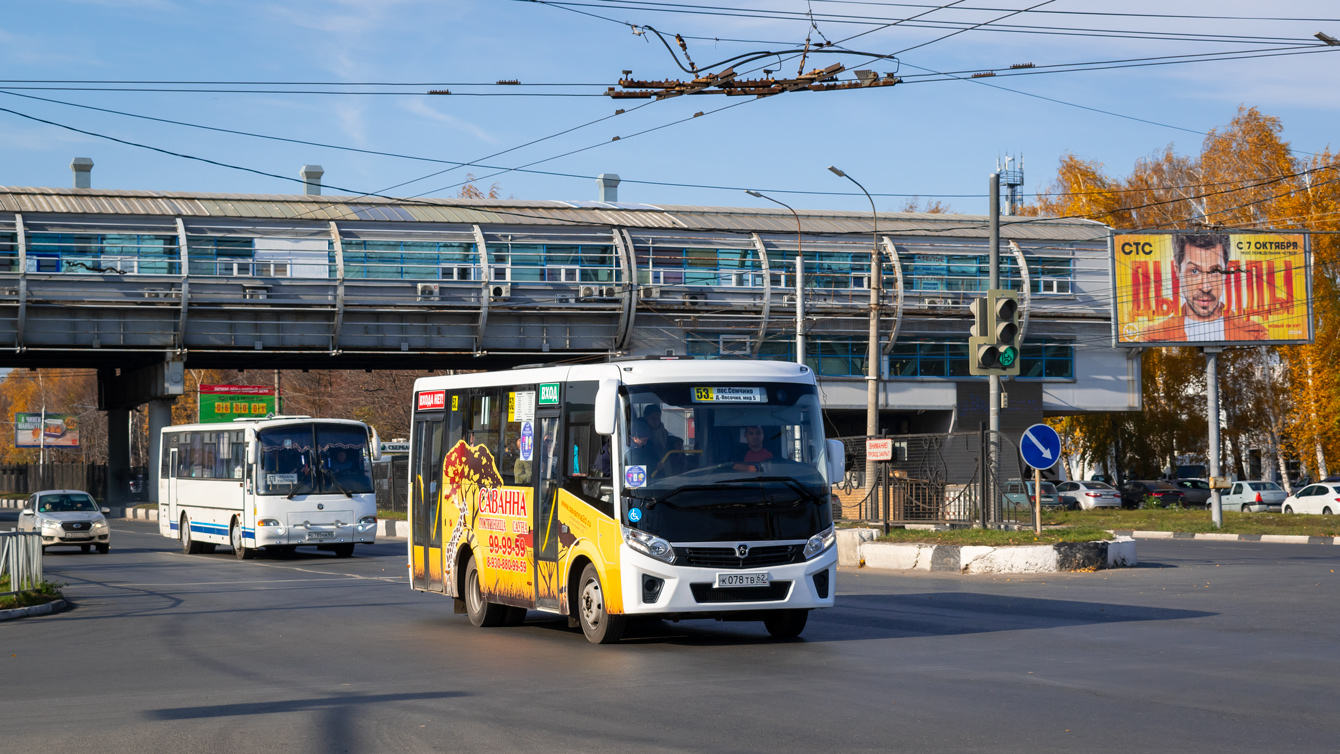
[988,173,1002,523]
[745,190,805,364]
[1206,347,1223,528]
[828,166,881,491]
[274,369,282,414]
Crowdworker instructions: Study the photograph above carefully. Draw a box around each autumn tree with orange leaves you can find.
[1037,107,1340,486]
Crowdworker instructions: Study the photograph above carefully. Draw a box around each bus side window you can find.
[161,435,173,480]
[563,381,612,515]
[468,389,502,463]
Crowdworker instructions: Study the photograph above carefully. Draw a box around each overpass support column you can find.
[106,407,130,506]
[146,399,174,503]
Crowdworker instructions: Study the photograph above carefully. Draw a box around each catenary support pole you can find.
[988,173,1001,526]
[1207,347,1223,528]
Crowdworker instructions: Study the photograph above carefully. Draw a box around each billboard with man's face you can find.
[1113,232,1312,346]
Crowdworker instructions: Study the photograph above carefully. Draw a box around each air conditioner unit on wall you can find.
[600,286,618,298]
[924,297,953,309]
[579,285,599,300]
[639,286,661,300]
[417,283,439,301]
[490,284,511,300]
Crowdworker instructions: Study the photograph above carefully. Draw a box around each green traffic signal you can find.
[998,346,1017,367]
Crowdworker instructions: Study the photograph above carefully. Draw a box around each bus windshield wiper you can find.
[322,467,353,498]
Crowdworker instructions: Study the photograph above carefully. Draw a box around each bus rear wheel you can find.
[331,543,355,558]
[577,563,625,644]
[764,609,809,639]
[464,555,507,627]
[231,520,254,560]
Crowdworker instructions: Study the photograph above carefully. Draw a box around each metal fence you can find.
[832,430,1032,528]
[1,532,43,596]
[373,456,410,515]
[0,463,111,500]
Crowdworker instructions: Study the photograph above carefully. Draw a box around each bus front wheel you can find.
[464,555,507,628]
[577,564,626,644]
[180,516,202,555]
[231,520,254,561]
[764,609,809,639]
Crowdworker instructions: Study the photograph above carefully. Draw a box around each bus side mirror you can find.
[246,443,256,465]
[825,439,845,483]
[594,379,619,436]
[370,427,383,460]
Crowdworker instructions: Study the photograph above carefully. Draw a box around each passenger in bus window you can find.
[625,419,658,471]
[732,425,775,473]
[514,436,532,485]
[641,404,682,463]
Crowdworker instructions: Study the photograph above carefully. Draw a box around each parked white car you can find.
[1222,481,1286,513]
[16,490,112,553]
[1281,483,1340,515]
[1055,480,1122,510]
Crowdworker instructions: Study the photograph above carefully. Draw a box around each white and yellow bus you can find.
[158,416,381,559]
[408,359,843,643]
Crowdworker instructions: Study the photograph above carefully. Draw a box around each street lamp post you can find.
[745,190,805,365]
[828,166,881,490]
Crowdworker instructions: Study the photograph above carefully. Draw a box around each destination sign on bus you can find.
[417,390,447,411]
[691,386,767,403]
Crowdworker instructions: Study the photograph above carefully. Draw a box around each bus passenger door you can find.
[411,415,446,592]
[533,412,563,612]
[160,447,177,537]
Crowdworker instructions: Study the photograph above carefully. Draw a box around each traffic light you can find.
[968,289,1021,376]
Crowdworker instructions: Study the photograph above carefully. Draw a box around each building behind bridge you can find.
[0,182,1136,501]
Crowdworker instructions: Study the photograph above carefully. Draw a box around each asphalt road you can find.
[4,511,1340,753]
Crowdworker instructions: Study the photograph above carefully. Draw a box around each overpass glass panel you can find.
[27,232,179,275]
[0,233,15,272]
[343,240,476,280]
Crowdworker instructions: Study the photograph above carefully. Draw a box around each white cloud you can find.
[400,99,498,144]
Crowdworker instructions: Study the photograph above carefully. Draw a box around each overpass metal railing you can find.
[0,532,43,597]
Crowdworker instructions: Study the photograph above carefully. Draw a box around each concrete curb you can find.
[1113,530,1340,545]
[0,598,69,622]
[837,528,1136,573]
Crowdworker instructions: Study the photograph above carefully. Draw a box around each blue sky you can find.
[0,0,1336,215]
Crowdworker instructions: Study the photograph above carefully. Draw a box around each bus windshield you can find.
[620,382,831,541]
[257,422,374,496]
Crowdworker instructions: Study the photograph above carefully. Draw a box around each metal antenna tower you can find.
[997,155,1025,216]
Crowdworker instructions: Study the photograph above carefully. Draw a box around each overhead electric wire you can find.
[10,80,1314,204]
[546,1,1316,45]
[803,2,1340,24]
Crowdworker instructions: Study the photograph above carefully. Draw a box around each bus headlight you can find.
[803,525,836,560]
[622,526,675,564]
[356,515,376,532]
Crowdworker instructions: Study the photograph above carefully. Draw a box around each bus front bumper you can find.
[251,522,377,547]
[618,543,837,616]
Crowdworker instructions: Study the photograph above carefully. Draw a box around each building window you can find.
[889,341,1073,379]
[1031,257,1073,295]
[1019,344,1074,378]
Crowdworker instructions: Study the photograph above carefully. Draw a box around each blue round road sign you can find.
[1020,423,1062,470]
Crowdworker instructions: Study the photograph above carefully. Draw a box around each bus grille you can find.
[689,581,792,603]
[679,545,801,569]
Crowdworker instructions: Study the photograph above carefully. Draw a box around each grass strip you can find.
[877,526,1113,546]
[377,509,407,521]
[0,578,64,611]
[1042,508,1340,537]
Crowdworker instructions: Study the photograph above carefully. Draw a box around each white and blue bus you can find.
[158,416,381,559]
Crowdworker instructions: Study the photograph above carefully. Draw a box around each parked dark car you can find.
[1175,478,1212,507]
[1119,480,1187,509]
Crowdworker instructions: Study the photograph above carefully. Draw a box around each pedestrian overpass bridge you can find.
[0,185,1121,502]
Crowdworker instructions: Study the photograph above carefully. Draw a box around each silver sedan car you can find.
[17,490,112,553]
